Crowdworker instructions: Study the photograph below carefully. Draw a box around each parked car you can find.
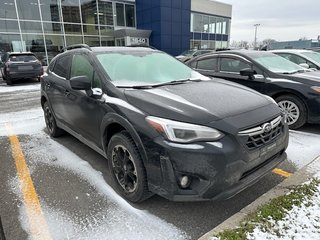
[0,52,43,85]
[271,49,320,70]
[176,49,214,62]
[41,44,288,203]
[186,50,320,129]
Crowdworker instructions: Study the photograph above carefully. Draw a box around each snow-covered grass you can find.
[211,179,320,240]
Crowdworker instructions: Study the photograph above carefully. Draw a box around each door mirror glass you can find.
[299,63,309,69]
[240,68,255,77]
[70,75,91,90]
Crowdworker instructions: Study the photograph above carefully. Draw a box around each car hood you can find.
[124,79,275,125]
[281,71,320,85]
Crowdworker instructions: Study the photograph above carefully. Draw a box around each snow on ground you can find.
[246,182,320,240]
[286,130,320,169]
[0,83,40,93]
[2,109,189,240]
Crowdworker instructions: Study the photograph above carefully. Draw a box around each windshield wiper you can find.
[150,78,203,88]
[117,79,203,89]
[281,69,306,74]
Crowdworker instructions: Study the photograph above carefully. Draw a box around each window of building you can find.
[40,0,61,22]
[0,34,22,52]
[80,0,97,25]
[116,3,125,27]
[0,0,17,19]
[125,4,135,27]
[98,1,113,26]
[16,0,41,20]
[61,0,81,23]
[53,55,71,79]
[220,58,251,73]
[0,20,19,33]
[197,58,217,71]
[20,21,43,33]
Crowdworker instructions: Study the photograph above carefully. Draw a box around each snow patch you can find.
[0,83,40,93]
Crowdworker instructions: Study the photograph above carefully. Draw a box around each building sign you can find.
[130,37,148,45]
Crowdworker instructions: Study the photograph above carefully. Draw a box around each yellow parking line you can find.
[272,168,292,178]
[5,124,52,240]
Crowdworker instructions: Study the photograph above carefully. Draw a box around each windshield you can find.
[180,50,196,57]
[301,51,320,64]
[96,51,208,87]
[250,53,305,73]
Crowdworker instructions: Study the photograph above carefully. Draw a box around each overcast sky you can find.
[221,0,320,43]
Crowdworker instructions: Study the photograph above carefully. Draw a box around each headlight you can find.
[311,86,320,93]
[146,116,224,143]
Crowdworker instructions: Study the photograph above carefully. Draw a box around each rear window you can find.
[9,55,37,62]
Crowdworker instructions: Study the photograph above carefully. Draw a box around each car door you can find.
[64,53,106,148]
[214,55,265,92]
[45,54,72,125]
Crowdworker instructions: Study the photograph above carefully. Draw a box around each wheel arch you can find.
[101,113,148,166]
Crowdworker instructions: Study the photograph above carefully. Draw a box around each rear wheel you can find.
[43,101,64,137]
[107,131,152,203]
[275,94,307,129]
[6,78,13,85]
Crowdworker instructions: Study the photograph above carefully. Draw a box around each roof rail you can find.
[61,44,92,52]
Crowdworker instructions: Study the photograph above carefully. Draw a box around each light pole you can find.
[253,24,260,50]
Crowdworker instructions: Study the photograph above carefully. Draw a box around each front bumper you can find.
[144,124,289,201]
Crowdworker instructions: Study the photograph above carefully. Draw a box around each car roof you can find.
[198,49,275,58]
[7,52,35,55]
[270,49,313,53]
[90,46,159,53]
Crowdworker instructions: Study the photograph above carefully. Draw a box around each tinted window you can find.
[49,60,56,72]
[9,55,37,62]
[53,55,71,78]
[220,58,251,73]
[197,58,216,71]
[70,54,101,88]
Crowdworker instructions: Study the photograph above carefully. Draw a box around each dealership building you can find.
[0,0,232,65]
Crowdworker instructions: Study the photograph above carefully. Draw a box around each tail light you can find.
[5,62,10,72]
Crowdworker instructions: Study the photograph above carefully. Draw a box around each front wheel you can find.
[43,102,64,137]
[275,95,307,129]
[107,131,152,203]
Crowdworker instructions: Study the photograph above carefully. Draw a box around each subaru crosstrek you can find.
[41,44,289,202]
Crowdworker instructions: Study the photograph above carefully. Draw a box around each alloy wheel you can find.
[111,145,138,193]
[44,105,55,133]
[278,100,300,125]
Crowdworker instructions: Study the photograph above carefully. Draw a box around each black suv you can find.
[186,50,320,129]
[41,45,289,202]
[1,52,43,85]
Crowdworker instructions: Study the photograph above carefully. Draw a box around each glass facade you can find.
[0,0,136,65]
[190,12,230,50]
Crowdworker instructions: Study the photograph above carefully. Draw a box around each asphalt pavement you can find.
[0,78,318,240]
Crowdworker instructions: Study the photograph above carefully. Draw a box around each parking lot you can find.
[1,78,320,240]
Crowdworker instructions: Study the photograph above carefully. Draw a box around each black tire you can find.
[275,94,307,129]
[107,131,152,203]
[6,78,12,85]
[43,101,64,137]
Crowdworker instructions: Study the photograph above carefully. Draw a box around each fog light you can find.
[180,175,190,188]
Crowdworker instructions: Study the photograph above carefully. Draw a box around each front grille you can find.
[239,116,283,150]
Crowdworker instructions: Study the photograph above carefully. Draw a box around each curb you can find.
[199,155,320,240]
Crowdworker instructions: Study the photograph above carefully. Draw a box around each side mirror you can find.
[240,68,255,77]
[299,63,310,69]
[86,88,103,100]
[70,76,91,90]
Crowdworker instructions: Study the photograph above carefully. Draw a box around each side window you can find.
[286,54,307,65]
[197,58,217,71]
[220,58,251,73]
[70,54,101,88]
[253,65,263,75]
[189,61,197,68]
[53,55,71,79]
[49,60,56,72]
[307,61,317,69]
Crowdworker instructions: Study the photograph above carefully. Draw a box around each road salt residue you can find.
[287,130,320,169]
[7,128,189,239]
[0,83,40,93]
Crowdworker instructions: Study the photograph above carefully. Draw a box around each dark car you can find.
[270,49,320,70]
[176,49,214,62]
[41,44,288,202]
[186,50,320,129]
[0,52,43,85]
